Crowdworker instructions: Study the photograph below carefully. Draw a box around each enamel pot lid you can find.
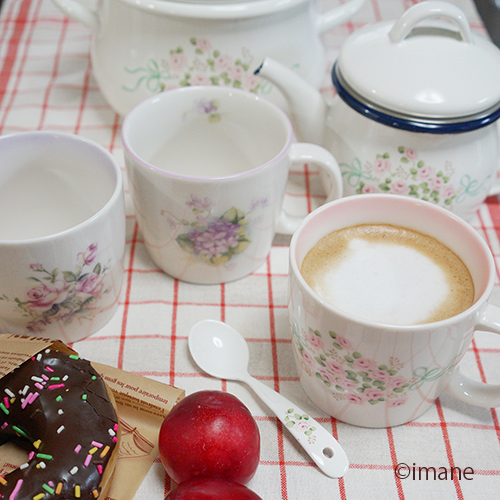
[333,1,500,133]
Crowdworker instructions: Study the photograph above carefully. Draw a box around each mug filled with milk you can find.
[122,86,343,284]
[0,131,126,342]
[288,194,500,427]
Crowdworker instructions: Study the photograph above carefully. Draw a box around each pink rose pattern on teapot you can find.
[123,37,266,95]
[340,146,491,208]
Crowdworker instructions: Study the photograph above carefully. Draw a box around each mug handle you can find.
[275,143,343,235]
[444,303,500,407]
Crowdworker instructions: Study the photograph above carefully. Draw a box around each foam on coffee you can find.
[300,224,474,325]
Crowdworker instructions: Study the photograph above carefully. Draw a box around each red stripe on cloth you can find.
[303,163,313,215]
[169,279,180,387]
[386,427,405,499]
[0,0,33,109]
[118,220,139,369]
[470,337,500,448]
[435,400,464,499]
[37,16,69,129]
[220,283,226,323]
[266,254,289,498]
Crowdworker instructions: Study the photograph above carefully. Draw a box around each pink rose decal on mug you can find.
[0,243,112,333]
[292,324,413,407]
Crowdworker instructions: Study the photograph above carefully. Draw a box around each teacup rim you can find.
[0,131,123,245]
[289,194,496,331]
[121,85,294,182]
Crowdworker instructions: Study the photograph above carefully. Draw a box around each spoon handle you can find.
[244,375,349,478]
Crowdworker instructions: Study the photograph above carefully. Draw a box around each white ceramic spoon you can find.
[188,319,349,479]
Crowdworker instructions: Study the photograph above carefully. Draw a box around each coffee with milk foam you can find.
[300,224,474,326]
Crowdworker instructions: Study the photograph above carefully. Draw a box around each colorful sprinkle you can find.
[42,484,54,494]
[41,374,49,381]
[97,465,103,475]
[12,425,27,437]
[19,463,29,470]
[0,402,9,415]
[92,490,99,498]
[36,462,46,469]
[84,454,92,467]
[58,409,64,415]
[57,425,65,434]
[69,355,80,360]
[91,441,103,448]
[45,366,54,373]
[0,476,6,485]
[55,395,63,402]
[81,394,88,401]
[4,389,14,398]
[100,446,110,458]
[55,483,63,494]
[33,494,45,500]
[34,383,44,391]
[10,478,23,500]
[33,440,41,449]
[1,422,7,429]
[88,447,98,455]
[31,376,43,383]
[74,445,82,454]
[3,397,9,409]
[36,454,52,461]
[69,466,78,475]
[47,384,65,390]
[75,485,81,498]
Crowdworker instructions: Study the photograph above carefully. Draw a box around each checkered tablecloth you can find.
[1,0,500,498]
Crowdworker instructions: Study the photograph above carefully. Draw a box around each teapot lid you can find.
[336,1,500,128]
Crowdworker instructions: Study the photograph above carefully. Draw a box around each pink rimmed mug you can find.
[288,194,500,428]
[122,86,342,284]
[0,132,126,343]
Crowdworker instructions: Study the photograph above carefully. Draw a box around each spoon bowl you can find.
[189,319,250,381]
[188,319,350,479]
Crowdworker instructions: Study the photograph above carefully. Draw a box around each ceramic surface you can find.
[288,194,500,428]
[51,0,365,116]
[122,86,342,284]
[257,1,500,221]
[0,132,126,343]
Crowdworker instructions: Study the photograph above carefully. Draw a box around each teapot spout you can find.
[255,58,326,145]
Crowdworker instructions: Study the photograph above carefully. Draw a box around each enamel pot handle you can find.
[275,143,343,235]
[445,303,500,407]
[389,1,473,44]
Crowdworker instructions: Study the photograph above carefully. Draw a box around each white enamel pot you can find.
[257,1,500,221]
[51,0,365,116]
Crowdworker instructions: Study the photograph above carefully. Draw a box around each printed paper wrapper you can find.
[0,334,185,500]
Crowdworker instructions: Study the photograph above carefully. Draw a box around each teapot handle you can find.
[317,0,366,35]
[51,0,99,31]
[389,1,473,44]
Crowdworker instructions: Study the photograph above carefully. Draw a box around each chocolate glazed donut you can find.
[0,349,120,499]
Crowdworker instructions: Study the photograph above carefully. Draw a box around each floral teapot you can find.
[256,1,500,221]
[51,0,365,116]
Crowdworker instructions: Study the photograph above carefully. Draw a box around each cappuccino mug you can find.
[0,132,126,343]
[288,194,500,428]
[122,86,342,284]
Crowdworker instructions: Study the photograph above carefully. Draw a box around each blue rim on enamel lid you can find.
[334,1,500,133]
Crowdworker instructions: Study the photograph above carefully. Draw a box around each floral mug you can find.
[0,132,126,343]
[122,86,343,284]
[288,194,500,428]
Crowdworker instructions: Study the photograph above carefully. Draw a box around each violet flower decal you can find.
[162,195,268,267]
